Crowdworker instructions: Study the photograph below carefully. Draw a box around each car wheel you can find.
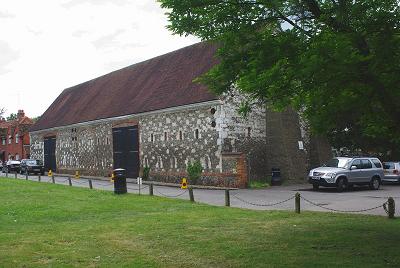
[336,178,347,192]
[312,184,319,191]
[369,177,380,190]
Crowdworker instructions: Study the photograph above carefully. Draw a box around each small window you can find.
[106,137,110,145]
[372,159,382,168]
[151,134,154,142]
[97,137,100,145]
[15,134,19,144]
[8,135,12,144]
[247,127,251,137]
[210,108,216,114]
[179,131,183,140]
[195,129,199,139]
[211,121,216,127]
[164,132,168,141]
[2,138,5,145]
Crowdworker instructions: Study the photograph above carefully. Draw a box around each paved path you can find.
[3,173,400,217]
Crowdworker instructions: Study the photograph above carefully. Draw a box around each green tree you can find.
[159,0,400,158]
[6,113,17,121]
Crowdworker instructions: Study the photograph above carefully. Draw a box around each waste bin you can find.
[271,168,282,186]
[113,168,127,194]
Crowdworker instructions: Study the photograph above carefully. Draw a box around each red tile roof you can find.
[31,42,219,132]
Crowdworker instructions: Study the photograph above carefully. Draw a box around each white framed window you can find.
[8,135,12,144]
[2,138,5,145]
[15,134,19,144]
[15,154,19,160]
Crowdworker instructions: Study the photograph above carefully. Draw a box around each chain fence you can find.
[299,195,387,213]
[1,172,397,217]
[154,188,188,198]
[232,194,295,207]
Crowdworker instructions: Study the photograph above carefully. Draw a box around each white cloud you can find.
[0,0,199,118]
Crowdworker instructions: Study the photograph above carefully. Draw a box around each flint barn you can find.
[30,42,331,187]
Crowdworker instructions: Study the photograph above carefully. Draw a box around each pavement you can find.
[3,172,400,217]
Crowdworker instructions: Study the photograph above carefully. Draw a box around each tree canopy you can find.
[159,0,400,158]
[6,113,17,121]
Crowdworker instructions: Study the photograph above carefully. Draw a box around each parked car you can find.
[308,157,384,192]
[2,160,21,173]
[382,162,400,183]
[20,159,45,175]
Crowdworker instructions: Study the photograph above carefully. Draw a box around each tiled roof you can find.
[31,42,219,132]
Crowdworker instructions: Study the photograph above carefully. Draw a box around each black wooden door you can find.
[44,136,56,172]
[112,126,139,178]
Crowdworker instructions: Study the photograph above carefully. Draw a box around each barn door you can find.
[112,126,139,178]
[44,136,56,172]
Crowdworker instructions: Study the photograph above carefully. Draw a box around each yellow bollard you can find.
[48,170,53,177]
[181,178,188,189]
[75,171,80,179]
[110,172,115,182]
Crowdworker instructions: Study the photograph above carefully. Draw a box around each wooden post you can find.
[89,179,93,189]
[388,197,395,219]
[149,183,153,196]
[14,172,17,179]
[38,174,41,182]
[189,187,194,202]
[225,189,230,207]
[68,177,72,186]
[6,170,8,177]
[295,192,301,214]
[25,172,28,180]
[52,175,55,184]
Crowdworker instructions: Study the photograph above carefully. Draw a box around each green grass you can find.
[1,178,399,267]
[248,180,270,188]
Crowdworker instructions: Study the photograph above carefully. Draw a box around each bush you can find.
[143,166,150,181]
[187,160,203,185]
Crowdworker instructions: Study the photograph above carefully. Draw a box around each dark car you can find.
[2,160,21,173]
[20,159,44,175]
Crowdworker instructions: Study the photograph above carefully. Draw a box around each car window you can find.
[352,160,362,169]
[325,158,350,168]
[383,162,395,169]
[361,159,372,169]
[372,159,382,168]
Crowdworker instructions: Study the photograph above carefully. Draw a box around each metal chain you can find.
[155,188,188,198]
[232,194,295,207]
[93,181,114,187]
[127,185,149,191]
[300,196,387,213]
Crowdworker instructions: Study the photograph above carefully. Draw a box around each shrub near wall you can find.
[186,161,203,185]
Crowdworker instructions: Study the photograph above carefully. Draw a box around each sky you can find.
[0,0,199,118]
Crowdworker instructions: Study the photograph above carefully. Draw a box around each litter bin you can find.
[271,168,282,186]
[113,168,127,194]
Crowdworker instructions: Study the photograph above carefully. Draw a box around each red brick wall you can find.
[0,117,32,162]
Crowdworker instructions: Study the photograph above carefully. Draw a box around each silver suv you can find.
[308,157,384,192]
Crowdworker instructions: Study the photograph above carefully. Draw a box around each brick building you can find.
[30,42,331,187]
[0,110,34,163]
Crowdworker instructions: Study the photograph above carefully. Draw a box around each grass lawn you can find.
[1,178,399,267]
